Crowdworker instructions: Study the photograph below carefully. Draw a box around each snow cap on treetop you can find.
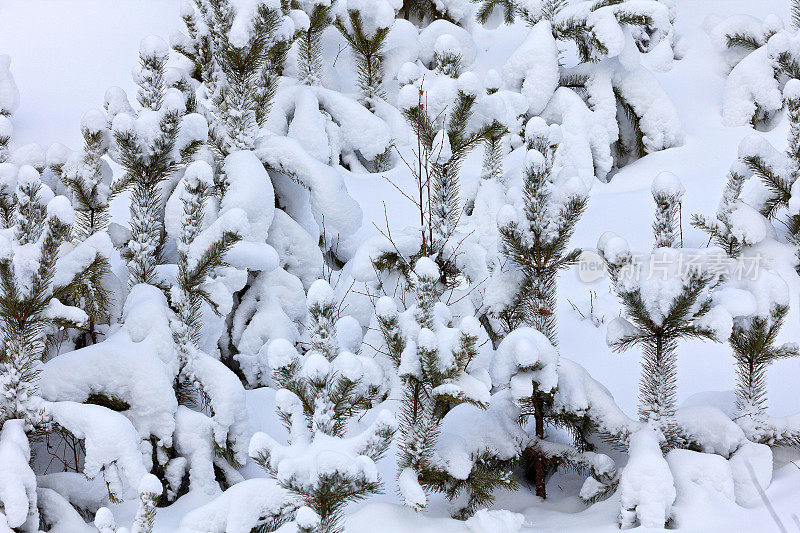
[47,195,76,225]
[139,35,170,61]
[414,257,440,280]
[184,160,214,188]
[525,116,549,143]
[397,62,421,85]
[375,296,398,319]
[296,506,321,529]
[139,473,163,495]
[267,338,300,370]
[16,165,40,188]
[784,78,800,102]
[435,34,461,57]
[94,507,116,529]
[651,172,685,199]
[81,109,107,134]
[45,144,71,173]
[457,71,484,97]
[485,69,501,90]
[307,278,334,308]
[597,231,630,265]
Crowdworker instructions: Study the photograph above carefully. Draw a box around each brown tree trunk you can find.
[533,397,547,498]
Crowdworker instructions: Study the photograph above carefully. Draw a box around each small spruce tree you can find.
[0,168,86,428]
[109,37,204,288]
[251,279,394,533]
[599,184,724,445]
[496,118,588,343]
[173,0,295,155]
[731,298,799,445]
[296,1,333,86]
[376,258,513,517]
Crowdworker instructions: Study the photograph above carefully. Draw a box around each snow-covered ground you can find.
[1,0,799,531]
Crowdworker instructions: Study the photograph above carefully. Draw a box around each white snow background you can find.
[1,0,799,531]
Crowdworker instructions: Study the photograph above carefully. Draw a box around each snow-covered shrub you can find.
[708,11,800,126]
[396,41,504,262]
[490,118,588,343]
[295,0,334,86]
[599,205,734,444]
[491,328,628,500]
[250,279,394,532]
[107,36,207,288]
[691,161,772,257]
[477,0,680,179]
[736,80,800,271]
[726,271,800,445]
[0,167,99,427]
[375,258,512,517]
[334,0,402,109]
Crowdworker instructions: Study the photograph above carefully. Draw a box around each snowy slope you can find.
[1,0,799,531]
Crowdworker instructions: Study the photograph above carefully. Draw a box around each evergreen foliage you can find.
[691,164,753,257]
[737,80,800,273]
[496,118,587,343]
[731,302,799,445]
[376,258,513,517]
[600,236,721,446]
[252,279,394,533]
[402,74,504,268]
[296,1,333,86]
[334,6,393,109]
[0,169,87,428]
[173,0,295,154]
[109,38,201,288]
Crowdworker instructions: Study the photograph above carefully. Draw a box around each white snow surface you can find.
[2,0,800,531]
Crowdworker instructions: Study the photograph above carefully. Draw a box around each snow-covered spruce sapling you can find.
[173,0,295,154]
[50,109,112,240]
[599,236,723,446]
[398,50,504,272]
[480,0,680,177]
[251,279,394,533]
[295,0,333,86]
[651,172,684,249]
[492,328,621,501]
[496,118,588,343]
[334,0,399,109]
[0,169,92,428]
[478,71,505,183]
[691,162,760,257]
[376,258,513,517]
[710,10,800,127]
[736,80,800,273]
[48,109,114,346]
[108,37,206,288]
[169,159,242,413]
[729,277,800,446]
